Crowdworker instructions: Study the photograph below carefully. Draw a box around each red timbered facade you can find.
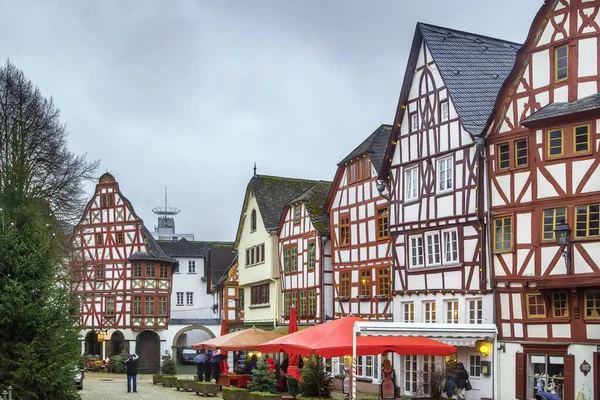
[484,1,600,398]
[278,181,333,325]
[71,173,177,356]
[325,125,393,321]
[214,258,245,330]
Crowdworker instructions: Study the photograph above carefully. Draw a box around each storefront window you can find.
[527,354,564,398]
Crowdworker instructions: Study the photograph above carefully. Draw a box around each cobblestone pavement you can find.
[80,373,219,400]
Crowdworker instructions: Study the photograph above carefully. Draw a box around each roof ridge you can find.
[338,123,393,166]
[255,174,319,183]
[417,22,521,47]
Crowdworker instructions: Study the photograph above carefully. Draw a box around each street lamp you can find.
[376,179,387,197]
[554,220,572,273]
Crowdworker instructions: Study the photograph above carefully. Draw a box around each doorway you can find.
[85,331,102,357]
[136,331,160,373]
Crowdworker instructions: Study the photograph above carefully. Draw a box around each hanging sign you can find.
[580,360,591,376]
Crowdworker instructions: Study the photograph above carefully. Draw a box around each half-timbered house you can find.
[212,256,245,331]
[483,1,600,398]
[233,173,318,329]
[324,124,393,386]
[278,181,333,326]
[377,23,519,399]
[71,173,178,373]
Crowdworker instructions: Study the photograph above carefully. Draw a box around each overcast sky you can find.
[0,1,541,241]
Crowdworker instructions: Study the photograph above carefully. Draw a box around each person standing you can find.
[125,353,139,393]
[454,361,469,400]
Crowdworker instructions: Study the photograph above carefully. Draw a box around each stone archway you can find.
[171,325,215,373]
[136,331,160,373]
[85,331,102,357]
[109,330,125,358]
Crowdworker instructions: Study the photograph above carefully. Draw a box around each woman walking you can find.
[454,362,470,400]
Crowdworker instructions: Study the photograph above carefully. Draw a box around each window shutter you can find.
[564,354,574,400]
[515,352,525,399]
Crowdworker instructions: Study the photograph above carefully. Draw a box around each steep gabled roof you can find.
[338,124,393,173]
[521,93,600,126]
[129,226,178,264]
[285,181,333,235]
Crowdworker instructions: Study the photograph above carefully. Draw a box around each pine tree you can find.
[247,357,277,394]
[300,356,333,398]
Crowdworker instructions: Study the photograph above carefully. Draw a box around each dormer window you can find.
[250,209,257,232]
[555,44,568,82]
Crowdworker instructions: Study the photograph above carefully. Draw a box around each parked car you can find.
[180,348,198,365]
[74,366,84,390]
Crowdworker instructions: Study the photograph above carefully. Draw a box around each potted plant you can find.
[223,387,250,400]
[176,377,196,391]
[154,355,176,385]
[195,381,220,396]
[300,355,333,399]
[247,358,281,400]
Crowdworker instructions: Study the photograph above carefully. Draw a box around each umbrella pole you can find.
[351,327,357,400]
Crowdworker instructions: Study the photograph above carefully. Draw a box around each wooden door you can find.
[136,331,160,373]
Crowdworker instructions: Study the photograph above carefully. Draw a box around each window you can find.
[186,292,194,306]
[403,302,414,323]
[547,129,564,157]
[469,355,481,377]
[440,101,449,122]
[404,167,419,201]
[299,290,307,315]
[251,283,269,305]
[542,208,566,241]
[158,296,167,316]
[100,194,114,208]
[493,217,512,252]
[515,139,528,166]
[576,204,600,238]
[176,292,184,306]
[498,143,510,169]
[360,158,371,180]
[360,270,371,297]
[291,291,297,310]
[283,247,291,273]
[116,232,124,245]
[409,236,424,268]
[348,163,357,184]
[376,207,389,240]
[105,297,115,316]
[425,233,441,266]
[405,355,417,393]
[527,354,564,399]
[95,264,105,280]
[307,242,316,270]
[291,247,298,272]
[422,356,436,395]
[250,209,257,232]
[377,268,389,296]
[437,157,453,192]
[132,263,142,278]
[410,113,418,132]
[555,44,568,81]
[133,296,142,316]
[340,272,350,297]
[574,124,590,153]
[146,264,156,278]
[188,260,196,273]
[585,290,600,318]
[468,299,483,324]
[238,288,245,309]
[552,292,568,317]
[308,289,316,316]
[246,243,265,266]
[526,293,546,318]
[159,264,169,279]
[284,292,290,317]
[173,263,179,273]
[446,300,459,323]
[424,301,436,323]
[293,204,301,223]
[339,215,350,247]
[145,296,155,315]
[442,230,458,263]
[95,233,103,246]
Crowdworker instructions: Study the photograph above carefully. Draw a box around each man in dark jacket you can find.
[125,353,140,393]
[455,362,469,399]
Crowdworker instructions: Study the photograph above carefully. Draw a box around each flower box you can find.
[161,376,178,387]
[176,378,196,391]
[152,374,163,385]
[223,387,250,400]
[249,392,282,400]
[195,382,220,396]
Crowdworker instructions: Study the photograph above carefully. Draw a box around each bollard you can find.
[2,389,7,400]
[6,386,11,400]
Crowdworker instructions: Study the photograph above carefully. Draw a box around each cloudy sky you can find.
[0,1,540,241]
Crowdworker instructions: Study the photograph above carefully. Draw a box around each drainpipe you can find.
[320,235,328,323]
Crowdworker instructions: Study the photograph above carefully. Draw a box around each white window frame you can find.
[437,156,453,192]
[424,301,436,323]
[409,236,424,268]
[403,302,415,323]
[446,299,459,323]
[425,232,441,266]
[442,229,459,264]
[404,166,419,201]
[186,292,194,306]
[468,298,483,324]
[440,100,449,122]
[188,260,196,273]
[411,113,419,132]
[355,354,382,382]
[176,292,184,306]
[469,354,482,378]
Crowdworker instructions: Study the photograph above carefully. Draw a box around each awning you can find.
[191,327,282,351]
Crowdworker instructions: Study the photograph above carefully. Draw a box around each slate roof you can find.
[289,181,333,235]
[157,238,233,258]
[129,226,178,264]
[521,93,600,125]
[418,23,521,135]
[214,255,238,289]
[338,124,392,172]
[208,244,237,288]
[250,175,319,231]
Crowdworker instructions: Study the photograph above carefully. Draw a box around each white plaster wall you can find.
[391,293,493,325]
[497,342,521,400]
[171,256,215,320]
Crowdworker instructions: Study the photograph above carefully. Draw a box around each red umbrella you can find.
[286,306,301,382]
[220,319,229,374]
[256,315,457,358]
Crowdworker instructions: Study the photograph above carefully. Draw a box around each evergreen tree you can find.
[247,357,277,394]
[301,356,333,398]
